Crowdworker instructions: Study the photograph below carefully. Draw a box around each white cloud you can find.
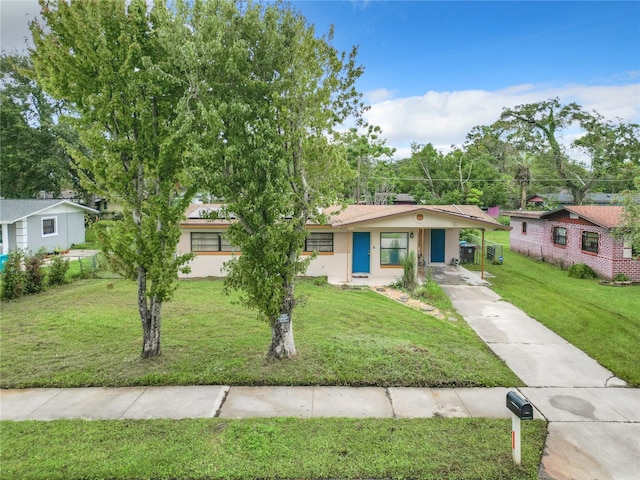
[364,83,640,159]
[364,88,395,103]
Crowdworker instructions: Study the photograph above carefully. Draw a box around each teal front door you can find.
[352,232,370,273]
[430,229,446,263]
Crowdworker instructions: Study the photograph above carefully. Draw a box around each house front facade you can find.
[0,199,98,255]
[178,204,508,285]
[508,206,640,282]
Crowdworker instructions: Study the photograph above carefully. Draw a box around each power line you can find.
[367,176,631,183]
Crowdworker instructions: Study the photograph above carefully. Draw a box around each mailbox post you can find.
[506,391,533,465]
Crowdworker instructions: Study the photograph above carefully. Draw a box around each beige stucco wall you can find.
[178,217,463,284]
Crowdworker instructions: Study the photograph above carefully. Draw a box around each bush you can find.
[414,281,447,303]
[48,254,70,286]
[613,272,629,282]
[568,263,598,279]
[1,250,26,300]
[497,215,511,226]
[401,251,417,291]
[459,229,476,242]
[25,251,47,294]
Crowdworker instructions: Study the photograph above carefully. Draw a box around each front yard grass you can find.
[0,278,521,388]
[1,417,547,480]
[472,230,640,386]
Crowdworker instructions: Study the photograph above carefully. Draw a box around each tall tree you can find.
[175,0,363,359]
[0,53,69,198]
[31,0,195,357]
[497,98,638,205]
[613,174,640,255]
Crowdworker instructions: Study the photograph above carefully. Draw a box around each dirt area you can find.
[370,286,452,321]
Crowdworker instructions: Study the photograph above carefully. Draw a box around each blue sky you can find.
[288,1,640,157]
[293,1,640,94]
[3,0,639,158]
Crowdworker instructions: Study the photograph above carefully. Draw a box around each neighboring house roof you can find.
[392,193,417,205]
[502,210,546,219]
[529,191,622,205]
[0,199,98,224]
[506,206,625,230]
[182,204,508,230]
[541,206,624,229]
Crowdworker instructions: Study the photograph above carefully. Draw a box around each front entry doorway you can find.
[430,229,446,263]
[352,232,370,274]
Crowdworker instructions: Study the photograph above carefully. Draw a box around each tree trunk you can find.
[520,184,527,210]
[268,280,297,359]
[268,312,296,359]
[137,266,162,358]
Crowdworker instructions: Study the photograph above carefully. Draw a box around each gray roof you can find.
[0,199,99,224]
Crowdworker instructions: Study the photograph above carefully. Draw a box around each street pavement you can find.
[1,266,638,479]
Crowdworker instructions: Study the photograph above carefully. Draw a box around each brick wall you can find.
[509,216,640,282]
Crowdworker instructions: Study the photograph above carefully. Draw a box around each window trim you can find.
[552,226,567,246]
[581,231,599,254]
[380,232,409,266]
[42,216,58,237]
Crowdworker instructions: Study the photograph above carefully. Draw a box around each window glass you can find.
[581,231,599,253]
[553,227,567,245]
[191,232,220,252]
[191,232,238,252]
[522,222,527,234]
[42,218,56,236]
[305,233,333,252]
[380,232,408,265]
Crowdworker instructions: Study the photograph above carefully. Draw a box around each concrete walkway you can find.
[438,267,639,480]
[1,266,638,479]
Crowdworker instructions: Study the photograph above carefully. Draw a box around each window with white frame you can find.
[380,232,408,266]
[581,231,599,253]
[42,217,57,237]
[304,233,333,252]
[190,232,238,252]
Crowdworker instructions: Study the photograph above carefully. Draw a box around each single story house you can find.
[178,203,508,284]
[0,199,98,255]
[507,206,639,282]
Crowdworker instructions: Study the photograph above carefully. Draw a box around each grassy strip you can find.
[0,417,547,479]
[0,278,521,388]
[471,230,640,386]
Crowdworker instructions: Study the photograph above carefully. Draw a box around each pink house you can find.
[507,206,640,282]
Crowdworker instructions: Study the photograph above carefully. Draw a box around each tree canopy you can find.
[170,0,364,358]
[31,0,196,357]
[0,53,71,198]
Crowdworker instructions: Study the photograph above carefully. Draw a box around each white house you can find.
[0,199,99,255]
[178,203,508,285]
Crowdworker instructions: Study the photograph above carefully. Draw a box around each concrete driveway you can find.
[439,268,638,480]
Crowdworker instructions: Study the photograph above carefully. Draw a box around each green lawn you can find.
[0,278,521,388]
[1,417,547,480]
[471,229,640,386]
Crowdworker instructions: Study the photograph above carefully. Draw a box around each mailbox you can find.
[506,391,533,420]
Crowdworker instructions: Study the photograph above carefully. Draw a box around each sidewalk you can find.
[0,385,529,421]
[1,267,639,479]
